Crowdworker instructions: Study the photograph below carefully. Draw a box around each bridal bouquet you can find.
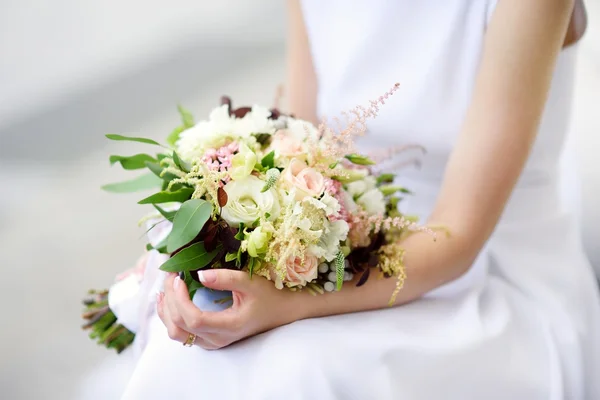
[82,85,427,352]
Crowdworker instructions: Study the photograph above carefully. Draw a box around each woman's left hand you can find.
[157,270,304,350]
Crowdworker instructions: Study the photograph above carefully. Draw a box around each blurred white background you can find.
[0,1,598,399]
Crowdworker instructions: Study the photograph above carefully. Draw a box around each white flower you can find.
[229,142,257,181]
[345,176,377,197]
[233,105,277,137]
[285,118,319,142]
[340,190,359,214]
[309,220,349,261]
[303,193,341,217]
[221,175,280,227]
[357,188,386,215]
[175,105,236,161]
[245,226,270,257]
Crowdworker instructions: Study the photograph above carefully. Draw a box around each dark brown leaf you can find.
[231,107,252,118]
[356,268,371,287]
[220,227,241,253]
[217,187,228,207]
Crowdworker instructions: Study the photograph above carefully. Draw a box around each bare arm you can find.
[287,0,576,318]
[286,0,318,124]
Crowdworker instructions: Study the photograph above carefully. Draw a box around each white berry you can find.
[318,263,329,274]
[328,271,337,282]
[329,263,337,272]
[324,282,335,292]
[344,271,354,281]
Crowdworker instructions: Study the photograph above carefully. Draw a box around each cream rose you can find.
[221,175,280,227]
[282,159,325,201]
[269,130,305,158]
[284,253,319,287]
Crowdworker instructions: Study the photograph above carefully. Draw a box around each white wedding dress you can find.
[86,1,600,399]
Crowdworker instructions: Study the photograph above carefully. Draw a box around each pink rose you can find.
[282,158,325,200]
[284,254,319,287]
[270,130,305,158]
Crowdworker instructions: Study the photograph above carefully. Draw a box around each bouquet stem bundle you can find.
[81,289,134,353]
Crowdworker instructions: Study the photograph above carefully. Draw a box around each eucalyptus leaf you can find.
[109,154,157,170]
[225,253,238,262]
[101,173,162,193]
[172,152,190,172]
[153,236,169,254]
[153,204,176,222]
[166,126,184,148]
[105,134,162,146]
[138,188,194,204]
[145,161,179,182]
[167,199,213,253]
[177,105,195,128]
[159,242,221,273]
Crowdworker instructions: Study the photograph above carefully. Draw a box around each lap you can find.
[122,280,558,400]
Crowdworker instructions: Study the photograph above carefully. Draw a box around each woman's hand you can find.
[157,270,304,350]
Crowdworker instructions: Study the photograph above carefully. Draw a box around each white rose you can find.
[221,175,280,227]
[357,188,386,215]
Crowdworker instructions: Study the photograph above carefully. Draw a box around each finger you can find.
[197,269,250,292]
[156,292,188,343]
[164,275,188,330]
[171,274,241,333]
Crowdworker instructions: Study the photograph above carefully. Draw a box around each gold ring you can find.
[183,332,197,347]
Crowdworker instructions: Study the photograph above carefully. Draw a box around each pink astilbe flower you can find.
[316,83,401,161]
[200,142,239,181]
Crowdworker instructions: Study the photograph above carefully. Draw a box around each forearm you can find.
[295,221,474,320]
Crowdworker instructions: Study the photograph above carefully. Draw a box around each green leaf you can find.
[153,236,169,253]
[183,270,204,300]
[329,161,339,169]
[153,204,176,222]
[172,152,190,173]
[159,242,221,273]
[376,173,396,185]
[254,133,271,145]
[225,253,238,262]
[344,153,376,166]
[109,154,157,170]
[260,151,275,169]
[138,188,194,204]
[146,243,154,251]
[167,199,213,253]
[101,173,162,193]
[177,105,195,128]
[234,223,245,240]
[379,184,412,196]
[105,134,162,146]
[334,251,345,291]
[166,126,185,148]
[248,257,256,278]
[145,161,179,182]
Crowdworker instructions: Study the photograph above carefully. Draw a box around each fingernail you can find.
[173,276,181,290]
[197,270,216,283]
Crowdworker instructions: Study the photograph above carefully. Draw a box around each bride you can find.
[94,0,600,399]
